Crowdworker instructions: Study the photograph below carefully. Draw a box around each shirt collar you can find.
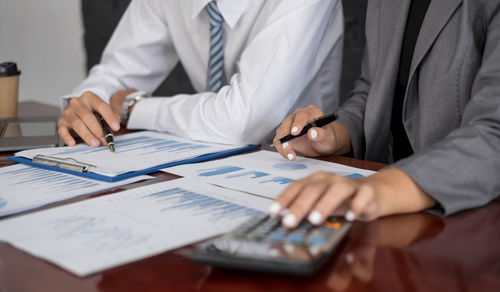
[191,0,250,29]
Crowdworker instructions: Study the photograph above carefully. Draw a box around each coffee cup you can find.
[0,62,21,118]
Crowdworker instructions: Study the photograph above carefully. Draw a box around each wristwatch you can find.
[121,90,148,124]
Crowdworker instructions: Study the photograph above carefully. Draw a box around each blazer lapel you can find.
[408,0,463,81]
[364,0,411,162]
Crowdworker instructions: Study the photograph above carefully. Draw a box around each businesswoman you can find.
[270,0,500,228]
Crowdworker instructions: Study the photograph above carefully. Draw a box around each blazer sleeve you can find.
[393,5,500,216]
[335,47,371,158]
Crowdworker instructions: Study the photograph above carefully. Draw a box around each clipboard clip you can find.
[32,155,96,172]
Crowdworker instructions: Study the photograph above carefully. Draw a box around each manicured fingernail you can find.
[308,210,322,225]
[345,210,356,221]
[311,129,318,139]
[291,127,298,134]
[268,202,282,215]
[91,139,99,147]
[283,214,297,227]
[282,142,289,149]
[112,122,120,131]
[287,153,294,161]
[345,252,354,264]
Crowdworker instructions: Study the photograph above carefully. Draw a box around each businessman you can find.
[270,0,500,227]
[58,0,344,147]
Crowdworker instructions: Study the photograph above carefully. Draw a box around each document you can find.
[13,131,254,180]
[165,150,376,199]
[0,178,271,276]
[0,164,151,217]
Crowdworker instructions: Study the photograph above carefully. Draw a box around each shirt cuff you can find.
[59,88,111,111]
[126,98,163,131]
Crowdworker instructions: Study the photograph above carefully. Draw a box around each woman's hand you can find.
[268,168,437,228]
[272,105,351,161]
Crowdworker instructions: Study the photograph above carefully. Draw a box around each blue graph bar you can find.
[198,166,244,177]
[346,173,365,179]
[260,176,294,185]
[3,167,99,192]
[144,187,262,222]
[0,198,7,209]
[226,171,269,179]
[52,135,210,156]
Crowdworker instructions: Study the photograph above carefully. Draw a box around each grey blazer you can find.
[336,0,500,215]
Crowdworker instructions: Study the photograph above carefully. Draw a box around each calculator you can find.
[190,213,351,275]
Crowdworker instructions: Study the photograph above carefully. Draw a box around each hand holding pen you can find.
[96,113,116,152]
[272,106,349,161]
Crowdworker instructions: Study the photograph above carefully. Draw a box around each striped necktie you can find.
[206,1,226,92]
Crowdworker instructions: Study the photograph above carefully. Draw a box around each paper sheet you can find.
[165,150,376,199]
[15,131,246,176]
[0,178,271,276]
[0,164,151,217]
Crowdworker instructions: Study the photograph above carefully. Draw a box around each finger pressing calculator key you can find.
[190,214,351,275]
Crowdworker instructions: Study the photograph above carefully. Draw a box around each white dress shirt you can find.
[64,0,344,145]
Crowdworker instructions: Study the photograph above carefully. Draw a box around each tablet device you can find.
[0,116,61,151]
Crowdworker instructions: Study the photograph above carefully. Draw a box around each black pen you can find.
[97,113,116,152]
[270,113,338,147]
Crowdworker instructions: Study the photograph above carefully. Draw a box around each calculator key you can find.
[233,213,268,237]
[250,217,280,239]
[268,226,288,242]
[307,226,335,245]
[287,233,306,244]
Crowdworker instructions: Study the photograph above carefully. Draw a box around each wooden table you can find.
[1,102,499,292]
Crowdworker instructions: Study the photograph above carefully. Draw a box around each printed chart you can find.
[0,178,270,276]
[15,131,246,176]
[0,164,150,217]
[167,150,376,199]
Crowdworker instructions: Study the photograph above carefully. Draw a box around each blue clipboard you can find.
[8,145,258,182]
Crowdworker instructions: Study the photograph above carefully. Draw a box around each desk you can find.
[0,102,499,292]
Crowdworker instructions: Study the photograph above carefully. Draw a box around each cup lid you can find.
[0,62,21,77]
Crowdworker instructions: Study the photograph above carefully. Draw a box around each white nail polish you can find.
[345,210,356,221]
[282,142,289,149]
[287,153,294,161]
[283,214,297,227]
[345,252,354,264]
[311,129,318,139]
[268,202,281,215]
[291,127,298,134]
[308,211,322,224]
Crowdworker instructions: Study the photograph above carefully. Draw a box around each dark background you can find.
[81,0,367,102]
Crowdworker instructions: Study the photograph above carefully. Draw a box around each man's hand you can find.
[268,168,437,228]
[58,91,121,147]
[109,88,137,122]
[272,105,351,161]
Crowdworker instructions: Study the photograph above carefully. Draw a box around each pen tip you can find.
[109,144,115,152]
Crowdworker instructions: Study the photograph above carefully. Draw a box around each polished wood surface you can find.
[1,102,499,292]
